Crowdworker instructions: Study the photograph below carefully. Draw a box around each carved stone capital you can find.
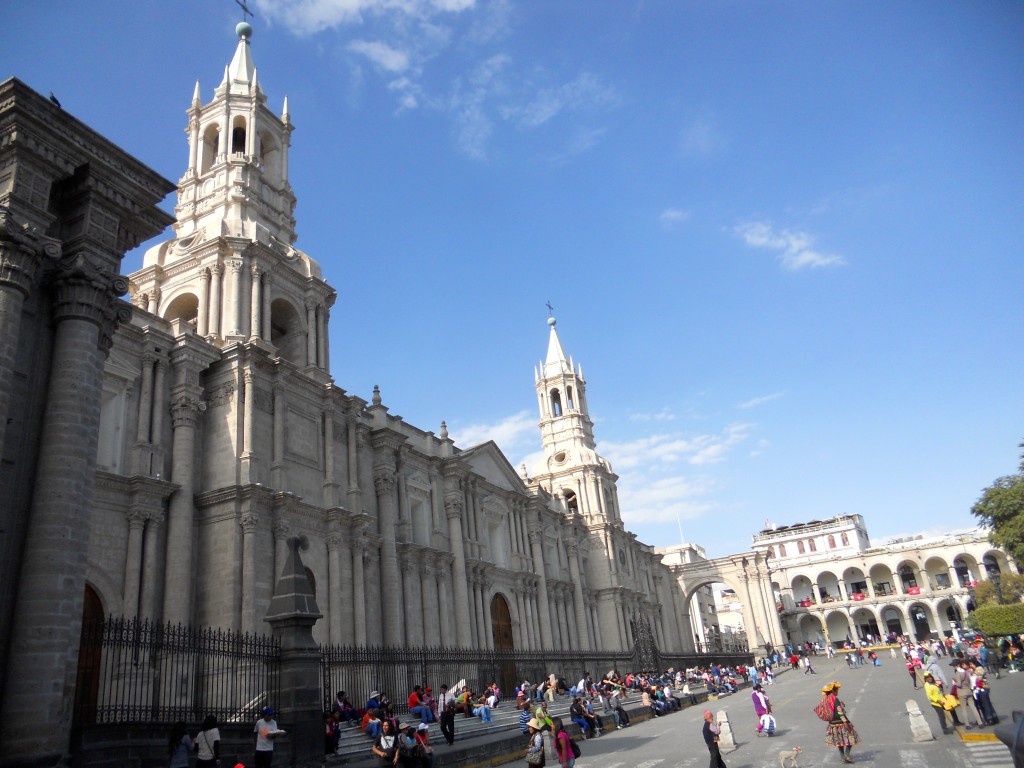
[169,395,203,428]
[240,512,259,533]
[374,474,396,496]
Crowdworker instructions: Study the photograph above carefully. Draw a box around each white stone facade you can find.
[752,515,1016,647]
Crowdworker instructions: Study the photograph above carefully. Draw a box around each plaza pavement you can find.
[564,655,1022,768]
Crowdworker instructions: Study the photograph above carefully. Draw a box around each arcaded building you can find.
[753,515,1016,647]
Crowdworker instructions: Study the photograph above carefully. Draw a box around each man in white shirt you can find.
[253,707,282,768]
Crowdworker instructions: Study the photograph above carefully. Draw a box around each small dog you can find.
[778,746,801,767]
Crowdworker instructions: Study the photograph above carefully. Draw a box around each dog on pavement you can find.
[778,746,801,767]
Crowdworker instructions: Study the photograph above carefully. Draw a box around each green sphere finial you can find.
[236,21,253,40]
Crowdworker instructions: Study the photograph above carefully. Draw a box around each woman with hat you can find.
[818,682,859,763]
[524,717,545,765]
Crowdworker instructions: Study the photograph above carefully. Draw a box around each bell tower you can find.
[129,22,334,373]
[531,316,622,525]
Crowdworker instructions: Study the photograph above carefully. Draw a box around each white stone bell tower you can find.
[531,316,622,525]
[130,22,334,373]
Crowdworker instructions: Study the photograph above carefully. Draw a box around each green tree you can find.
[972,572,1024,606]
[970,443,1024,567]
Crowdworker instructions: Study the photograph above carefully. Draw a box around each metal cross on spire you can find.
[235,0,254,21]
[546,300,554,316]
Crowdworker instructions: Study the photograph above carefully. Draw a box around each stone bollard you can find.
[906,699,935,742]
[716,710,737,752]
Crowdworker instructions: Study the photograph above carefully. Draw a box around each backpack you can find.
[814,698,834,722]
[570,738,581,758]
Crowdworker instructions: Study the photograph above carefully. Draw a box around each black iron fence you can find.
[75,617,280,725]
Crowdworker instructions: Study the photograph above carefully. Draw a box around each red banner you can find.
[907,586,921,595]
[852,593,865,601]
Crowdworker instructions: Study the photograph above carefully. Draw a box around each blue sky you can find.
[5,1,1022,558]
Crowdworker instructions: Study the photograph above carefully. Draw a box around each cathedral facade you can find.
[81,25,688,655]
[0,24,784,766]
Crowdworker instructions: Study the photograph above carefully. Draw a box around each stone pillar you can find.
[346,407,362,514]
[197,267,210,337]
[135,354,155,443]
[0,227,51,452]
[327,533,342,645]
[163,394,201,625]
[249,265,261,340]
[402,551,424,646]
[422,559,440,648]
[527,523,554,649]
[265,536,323,768]
[566,542,591,650]
[274,518,291,582]
[146,287,159,315]
[373,464,402,646]
[227,258,244,337]
[208,262,222,339]
[242,369,256,459]
[241,511,260,634]
[351,527,367,646]
[317,304,328,370]
[443,472,473,648]
[1,258,129,760]
[140,509,164,622]
[271,384,284,489]
[122,510,147,618]
[323,407,337,508]
[305,299,316,367]
[438,568,454,647]
[261,273,272,341]
[151,360,167,446]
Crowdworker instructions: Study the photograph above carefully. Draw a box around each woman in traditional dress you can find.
[818,681,860,764]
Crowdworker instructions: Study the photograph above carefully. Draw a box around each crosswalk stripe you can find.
[964,741,1014,768]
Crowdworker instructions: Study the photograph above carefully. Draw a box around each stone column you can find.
[305,299,317,367]
[428,470,443,533]
[0,228,51,451]
[146,287,159,315]
[240,511,260,634]
[422,558,440,648]
[261,273,272,341]
[273,518,291,582]
[135,354,155,443]
[227,258,244,337]
[208,263,222,339]
[163,393,202,625]
[140,509,164,622]
[402,551,424,646]
[242,369,256,458]
[151,360,167,446]
[351,528,367,646]
[249,265,261,340]
[271,384,284,489]
[566,542,591,650]
[197,267,210,337]
[443,473,473,648]
[317,304,328,370]
[326,533,343,645]
[373,465,402,646]
[481,579,493,649]
[346,407,362,514]
[122,510,147,618]
[323,407,337,508]
[437,568,454,647]
[527,523,554,649]
[2,258,129,759]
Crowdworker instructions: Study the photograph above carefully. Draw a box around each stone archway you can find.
[671,551,784,656]
[490,593,516,696]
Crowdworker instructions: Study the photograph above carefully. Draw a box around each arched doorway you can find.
[490,594,516,696]
[74,586,104,724]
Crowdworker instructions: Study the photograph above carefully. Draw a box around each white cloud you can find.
[737,391,784,410]
[659,208,692,228]
[254,0,476,36]
[348,40,411,72]
[733,220,846,270]
[629,407,676,422]
[680,113,726,158]
[449,409,535,453]
[618,475,718,524]
[600,422,752,469]
[508,72,619,129]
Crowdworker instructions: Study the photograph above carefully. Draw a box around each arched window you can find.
[827,534,836,549]
[808,539,817,552]
[778,544,787,557]
[797,541,805,554]
[563,490,578,514]
[767,547,775,559]
[231,116,247,154]
[201,124,219,173]
[566,386,575,411]
[550,388,562,417]
[841,532,849,546]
